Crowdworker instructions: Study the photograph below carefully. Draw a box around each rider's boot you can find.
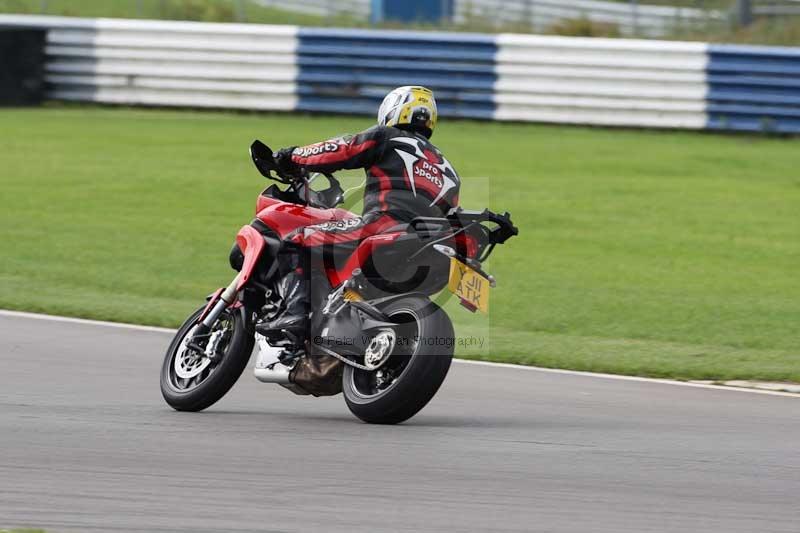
[256,269,309,343]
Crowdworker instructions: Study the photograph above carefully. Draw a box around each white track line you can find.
[456,360,800,398]
[1,309,797,398]
[0,309,175,333]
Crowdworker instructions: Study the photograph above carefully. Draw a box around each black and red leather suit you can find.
[259,125,462,340]
[288,125,461,247]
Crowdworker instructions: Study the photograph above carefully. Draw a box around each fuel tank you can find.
[256,195,357,239]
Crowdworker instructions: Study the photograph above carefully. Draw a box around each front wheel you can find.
[343,296,454,424]
[160,305,254,412]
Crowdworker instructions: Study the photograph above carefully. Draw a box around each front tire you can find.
[160,306,254,412]
[343,296,454,424]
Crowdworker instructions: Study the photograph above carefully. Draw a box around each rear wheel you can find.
[160,306,254,412]
[343,296,454,424]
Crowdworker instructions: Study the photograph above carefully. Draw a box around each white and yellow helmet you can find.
[377,86,438,138]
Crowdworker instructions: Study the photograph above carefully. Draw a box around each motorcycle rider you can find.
[258,86,461,341]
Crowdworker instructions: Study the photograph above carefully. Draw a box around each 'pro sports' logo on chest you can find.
[414,160,443,188]
[392,137,459,207]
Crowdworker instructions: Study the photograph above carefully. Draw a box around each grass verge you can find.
[0,0,351,26]
[1,106,798,381]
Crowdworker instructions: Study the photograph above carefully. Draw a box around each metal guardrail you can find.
[11,1,800,34]
[252,0,369,18]
[0,14,798,133]
[754,0,800,16]
[456,0,728,37]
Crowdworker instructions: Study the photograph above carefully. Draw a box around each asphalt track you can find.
[1,313,799,533]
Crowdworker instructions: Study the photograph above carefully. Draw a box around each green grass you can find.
[1,105,798,381]
[0,0,354,26]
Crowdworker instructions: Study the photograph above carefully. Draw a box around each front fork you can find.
[187,224,269,354]
[187,274,242,355]
[201,274,241,326]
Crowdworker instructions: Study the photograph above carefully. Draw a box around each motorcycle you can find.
[160,140,518,424]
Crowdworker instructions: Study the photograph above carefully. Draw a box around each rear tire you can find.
[343,296,454,424]
[160,306,254,412]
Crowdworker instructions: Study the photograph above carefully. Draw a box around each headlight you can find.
[229,243,244,271]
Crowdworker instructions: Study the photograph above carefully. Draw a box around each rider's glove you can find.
[274,146,302,179]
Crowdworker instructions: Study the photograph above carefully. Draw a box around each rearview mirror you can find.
[250,140,277,179]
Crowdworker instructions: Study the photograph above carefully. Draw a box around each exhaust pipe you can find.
[252,334,310,394]
[253,333,292,384]
[254,362,292,384]
[254,363,311,395]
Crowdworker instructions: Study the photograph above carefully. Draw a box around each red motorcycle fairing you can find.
[327,232,403,288]
[256,195,356,240]
[235,225,266,291]
[254,195,409,288]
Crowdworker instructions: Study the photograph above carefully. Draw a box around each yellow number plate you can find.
[448,258,490,313]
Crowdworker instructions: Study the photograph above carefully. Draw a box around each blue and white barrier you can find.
[707,44,800,133]
[494,34,708,129]
[295,27,497,119]
[0,15,798,133]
